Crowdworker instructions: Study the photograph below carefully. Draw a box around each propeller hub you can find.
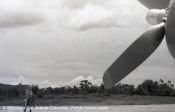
[146,9,167,25]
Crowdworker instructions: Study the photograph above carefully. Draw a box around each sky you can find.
[0,0,175,87]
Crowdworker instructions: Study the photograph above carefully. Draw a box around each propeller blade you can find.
[103,23,165,89]
[166,0,175,58]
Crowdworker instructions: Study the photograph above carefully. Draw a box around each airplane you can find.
[103,0,175,89]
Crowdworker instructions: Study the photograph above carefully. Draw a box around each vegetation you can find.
[0,79,175,101]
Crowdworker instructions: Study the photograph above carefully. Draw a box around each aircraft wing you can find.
[138,0,170,9]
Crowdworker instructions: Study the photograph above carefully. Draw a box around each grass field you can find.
[1,94,175,106]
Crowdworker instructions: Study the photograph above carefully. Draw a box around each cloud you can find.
[0,10,45,28]
[67,4,118,30]
[40,80,52,88]
[40,80,65,88]
[60,0,89,9]
[13,75,29,85]
[86,76,102,86]
[67,75,102,86]
[0,0,144,30]
[59,0,143,30]
[68,76,84,86]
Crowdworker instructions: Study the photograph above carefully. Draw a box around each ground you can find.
[0,94,175,106]
[1,105,175,112]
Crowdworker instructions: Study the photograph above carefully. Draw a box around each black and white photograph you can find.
[0,0,175,112]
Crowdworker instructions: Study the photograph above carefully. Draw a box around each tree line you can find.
[0,79,175,101]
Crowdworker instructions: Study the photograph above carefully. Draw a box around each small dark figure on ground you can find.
[24,86,35,112]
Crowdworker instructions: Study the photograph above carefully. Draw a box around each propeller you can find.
[103,0,175,89]
[166,0,175,58]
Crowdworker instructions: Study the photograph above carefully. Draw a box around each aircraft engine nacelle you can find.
[146,9,167,25]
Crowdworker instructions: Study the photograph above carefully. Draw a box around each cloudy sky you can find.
[0,0,175,87]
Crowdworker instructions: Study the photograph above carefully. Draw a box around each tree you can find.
[31,84,39,95]
[54,87,65,94]
[79,80,92,94]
